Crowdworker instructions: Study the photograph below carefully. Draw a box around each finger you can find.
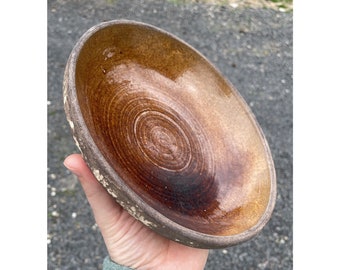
[63,154,123,226]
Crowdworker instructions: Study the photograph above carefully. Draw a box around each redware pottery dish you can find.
[63,20,276,249]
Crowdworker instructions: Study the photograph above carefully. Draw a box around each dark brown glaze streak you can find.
[65,20,276,247]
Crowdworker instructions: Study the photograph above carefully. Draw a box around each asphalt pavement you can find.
[48,0,292,269]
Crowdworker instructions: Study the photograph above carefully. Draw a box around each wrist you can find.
[103,256,134,270]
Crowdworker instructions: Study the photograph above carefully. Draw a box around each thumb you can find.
[63,154,124,229]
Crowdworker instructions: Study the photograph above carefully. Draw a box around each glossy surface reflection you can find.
[73,22,274,237]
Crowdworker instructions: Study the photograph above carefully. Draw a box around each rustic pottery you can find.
[63,20,276,249]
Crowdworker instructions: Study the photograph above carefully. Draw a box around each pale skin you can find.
[64,154,209,270]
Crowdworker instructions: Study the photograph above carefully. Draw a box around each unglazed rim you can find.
[63,20,276,249]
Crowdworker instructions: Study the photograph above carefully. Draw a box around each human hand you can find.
[64,154,209,270]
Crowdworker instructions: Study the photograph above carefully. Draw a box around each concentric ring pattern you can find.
[72,22,274,237]
[101,64,217,219]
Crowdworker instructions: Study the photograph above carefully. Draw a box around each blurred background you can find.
[48,0,292,269]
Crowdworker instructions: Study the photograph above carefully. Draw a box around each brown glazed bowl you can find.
[63,20,276,249]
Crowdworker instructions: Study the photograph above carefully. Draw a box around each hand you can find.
[64,154,209,270]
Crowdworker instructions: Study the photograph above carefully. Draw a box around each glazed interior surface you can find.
[75,23,272,236]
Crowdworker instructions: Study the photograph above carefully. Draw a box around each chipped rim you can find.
[63,20,277,249]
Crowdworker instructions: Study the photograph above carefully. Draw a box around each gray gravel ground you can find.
[48,0,292,269]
